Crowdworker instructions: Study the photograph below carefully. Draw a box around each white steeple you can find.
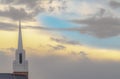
[13,20,28,73]
[18,20,23,51]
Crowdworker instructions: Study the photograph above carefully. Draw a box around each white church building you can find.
[0,21,28,79]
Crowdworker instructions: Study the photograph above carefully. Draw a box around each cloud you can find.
[0,0,13,4]
[0,1,120,79]
[51,37,81,45]
[0,0,67,31]
[0,7,33,20]
[109,0,120,9]
[71,51,88,60]
[1,0,66,14]
[7,47,16,52]
[48,44,66,50]
[1,0,38,8]
[80,51,87,57]
[0,22,17,31]
[72,16,120,38]
[29,55,120,79]
[13,0,38,8]
[0,50,13,73]
[26,5,120,39]
[1,50,120,79]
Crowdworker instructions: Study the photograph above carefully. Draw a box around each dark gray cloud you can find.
[13,0,38,8]
[48,44,66,50]
[51,37,81,45]
[0,22,62,31]
[0,0,13,4]
[26,25,75,31]
[47,0,67,12]
[0,0,43,21]
[1,0,38,7]
[72,17,120,38]
[109,0,120,9]
[80,51,87,57]
[0,22,17,31]
[0,0,65,20]
[96,8,106,17]
[71,51,88,60]
[26,26,56,30]
[0,7,33,20]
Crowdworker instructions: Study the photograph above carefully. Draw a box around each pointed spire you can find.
[18,20,23,51]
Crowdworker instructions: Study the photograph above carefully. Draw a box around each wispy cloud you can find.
[0,22,17,31]
[72,16,120,38]
[109,0,120,9]
[51,37,81,45]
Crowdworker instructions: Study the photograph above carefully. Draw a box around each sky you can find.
[0,0,120,79]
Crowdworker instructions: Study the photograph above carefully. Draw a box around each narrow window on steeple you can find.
[19,53,22,64]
